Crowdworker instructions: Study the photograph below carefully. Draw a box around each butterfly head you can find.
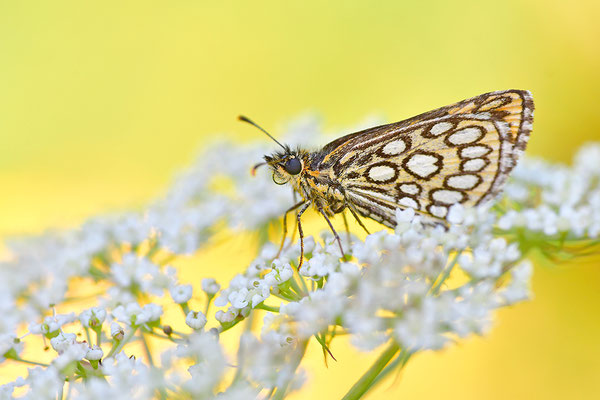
[238,115,307,184]
[263,148,305,185]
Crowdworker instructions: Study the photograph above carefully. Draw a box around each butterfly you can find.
[241,89,534,267]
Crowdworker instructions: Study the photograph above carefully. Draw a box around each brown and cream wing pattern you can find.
[315,90,534,227]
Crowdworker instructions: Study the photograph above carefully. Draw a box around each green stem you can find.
[107,327,136,357]
[94,328,102,347]
[169,329,188,338]
[288,276,305,297]
[255,303,280,313]
[232,313,256,385]
[341,341,400,400]
[219,318,243,333]
[277,286,301,301]
[145,330,181,343]
[204,295,214,316]
[9,356,50,367]
[430,251,461,295]
[179,303,190,316]
[84,327,92,346]
[140,333,154,366]
[297,272,309,294]
[272,340,309,400]
[368,348,412,390]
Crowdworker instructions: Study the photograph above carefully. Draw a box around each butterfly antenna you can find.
[238,115,286,150]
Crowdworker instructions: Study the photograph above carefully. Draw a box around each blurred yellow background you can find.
[1,1,599,399]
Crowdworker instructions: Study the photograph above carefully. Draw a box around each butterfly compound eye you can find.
[284,157,302,175]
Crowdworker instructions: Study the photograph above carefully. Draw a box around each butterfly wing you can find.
[315,90,534,227]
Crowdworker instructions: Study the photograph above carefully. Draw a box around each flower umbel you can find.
[0,116,598,399]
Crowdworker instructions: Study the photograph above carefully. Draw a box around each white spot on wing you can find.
[405,154,440,178]
[399,183,420,195]
[382,139,406,155]
[432,189,464,204]
[463,158,487,171]
[429,205,448,218]
[429,122,453,136]
[447,127,482,145]
[367,165,396,182]
[399,197,419,209]
[447,174,479,189]
[460,145,490,158]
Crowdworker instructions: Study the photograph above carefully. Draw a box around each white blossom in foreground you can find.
[185,311,207,330]
[0,116,598,399]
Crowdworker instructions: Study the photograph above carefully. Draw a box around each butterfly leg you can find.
[342,212,352,247]
[347,205,371,235]
[290,190,299,243]
[317,206,345,258]
[276,200,306,258]
[296,200,312,268]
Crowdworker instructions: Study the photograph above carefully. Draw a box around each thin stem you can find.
[368,348,413,390]
[84,327,92,346]
[288,275,305,298]
[145,330,182,343]
[168,329,188,338]
[10,357,50,367]
[430,251,461,295]
[272,340,309,400]
[95,328,102,347]
[277,286,302,301]
[341,341,400,400]
[179,303,190,316]
[107,327,137,357]
[218,318,243,333]
[232,313,256,385]
[140,333,154,366]
[255,303,280,313]
[297,272,309,294]
[204,295,214,316]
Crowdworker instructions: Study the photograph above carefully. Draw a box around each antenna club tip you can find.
[236,115,286,150]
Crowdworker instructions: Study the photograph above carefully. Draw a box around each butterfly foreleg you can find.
[276,200,307,259]
[317,206,345,258]
[296,200,312,269]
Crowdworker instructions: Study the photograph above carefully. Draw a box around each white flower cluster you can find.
[217,206,532,354]
[0,116,323,331]
[0,115,597,399]
[500,143,600,238]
